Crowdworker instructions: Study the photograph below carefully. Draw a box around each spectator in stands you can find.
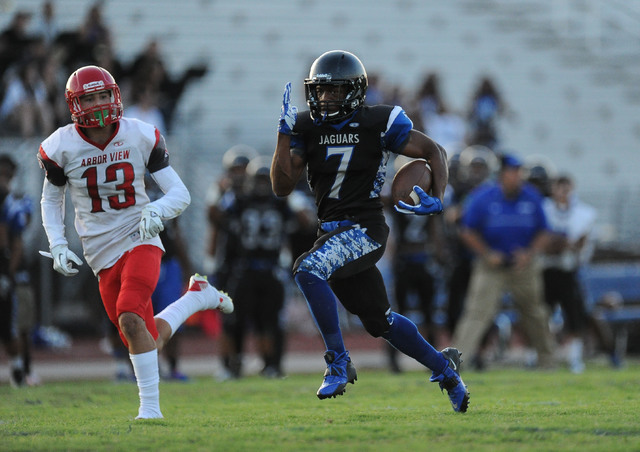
[413,72,466,155]
[92,43,127,88]
[417,72,446,129]
[125,86,167,136]
[30,1,59,47]
[127,38,208,133]
[541,174,597,373]
[39,53,71,130]
[0,11,35,80]
[465,75,512,149]
[0,57,54,137]
[452,153,556,369]
[415,72,448,133]
[76,3,112,65]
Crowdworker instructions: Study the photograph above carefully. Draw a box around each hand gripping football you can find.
[391,158,433,207]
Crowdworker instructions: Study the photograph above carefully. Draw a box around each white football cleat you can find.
[188,273,234,314]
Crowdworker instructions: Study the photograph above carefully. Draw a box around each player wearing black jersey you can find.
[221,157,292,378]
[271,50,469,412]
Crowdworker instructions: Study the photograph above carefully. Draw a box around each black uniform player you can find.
[270,50,469,412]
[221,157,292,378]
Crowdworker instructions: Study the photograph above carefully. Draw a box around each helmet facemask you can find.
[305,79,365,123]
[304,50,368,123]
[68,89,122,128]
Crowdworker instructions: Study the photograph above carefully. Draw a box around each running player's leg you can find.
[99,245,162,419]
[335,265,469,413]
[155,273,233,349]
[293,224,385,398]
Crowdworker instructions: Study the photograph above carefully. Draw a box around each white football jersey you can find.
[39,118,171,273]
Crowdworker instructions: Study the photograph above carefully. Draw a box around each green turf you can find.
[1,363,639,451]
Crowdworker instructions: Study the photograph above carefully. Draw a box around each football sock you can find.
[383,312,448,373]
[155,292,204,338]
[130,349,163,419]
[294,271,346,354]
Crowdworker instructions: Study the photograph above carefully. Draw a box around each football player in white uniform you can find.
[38,65,233,419]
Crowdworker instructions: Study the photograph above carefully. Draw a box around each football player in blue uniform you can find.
[271,50,469,412]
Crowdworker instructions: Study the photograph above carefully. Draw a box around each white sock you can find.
[130,350,163,419]
[155,291,209,338]
[568,338,584,365]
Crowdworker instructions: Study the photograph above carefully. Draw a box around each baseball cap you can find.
[500,154,522,169]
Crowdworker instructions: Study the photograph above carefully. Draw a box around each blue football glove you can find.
[395,185,444,216]
[277,82,298,135]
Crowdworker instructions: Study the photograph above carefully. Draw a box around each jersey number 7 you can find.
[326,146,354,199]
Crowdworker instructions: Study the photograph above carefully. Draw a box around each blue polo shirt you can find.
[462,182,549,256]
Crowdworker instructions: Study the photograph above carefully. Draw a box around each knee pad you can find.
[360,314,392,338]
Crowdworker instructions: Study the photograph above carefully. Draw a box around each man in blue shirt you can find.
[452,154,555,369]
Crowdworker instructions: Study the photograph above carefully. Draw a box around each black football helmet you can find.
[304,50,368,123]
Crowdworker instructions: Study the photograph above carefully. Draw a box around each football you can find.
[391,158,432,207]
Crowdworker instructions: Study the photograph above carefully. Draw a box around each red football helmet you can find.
[65,65,123,128]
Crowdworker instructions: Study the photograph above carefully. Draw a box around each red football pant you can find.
[98,245,163,348]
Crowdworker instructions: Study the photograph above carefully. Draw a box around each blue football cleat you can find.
[430,347,470,413]
[317,350,357,399]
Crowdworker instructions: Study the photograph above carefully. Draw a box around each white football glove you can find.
[51,244,83,277]
[139,204,164,241]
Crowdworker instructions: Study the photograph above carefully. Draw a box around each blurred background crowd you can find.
[1,0,639,384]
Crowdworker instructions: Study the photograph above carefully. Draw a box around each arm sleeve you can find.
[148,166,191,220]
[40,178,68,248]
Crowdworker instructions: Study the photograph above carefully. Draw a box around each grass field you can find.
[1,363,639,451]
